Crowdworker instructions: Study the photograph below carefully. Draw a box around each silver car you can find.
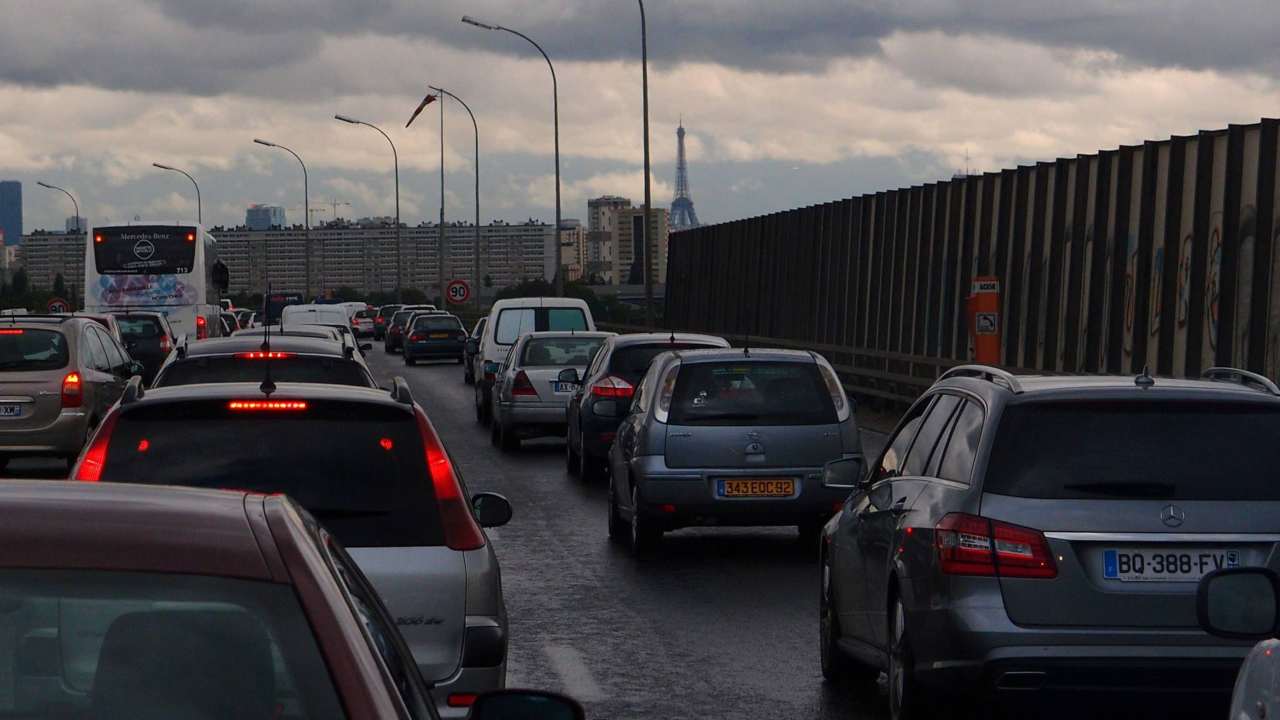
[490,331,612,451]
[820,365,1280,719]
[607,348,861,553]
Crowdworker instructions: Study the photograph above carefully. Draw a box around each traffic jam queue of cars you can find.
[5,287,1280,719]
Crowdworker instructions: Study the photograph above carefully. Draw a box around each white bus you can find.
[83,223,227,340]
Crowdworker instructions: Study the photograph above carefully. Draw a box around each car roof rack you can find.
[1201,367,1280,396]
[939,364,1024,393]
[390,376,414,405]
[121,375,145,405]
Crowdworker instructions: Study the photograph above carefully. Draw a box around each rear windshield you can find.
[985,401,1280,500]
[93,226,196,275]
[102,401,442,547]
[494,308,588,344]
[412,316,463,332]
[0,329,70,371]
[610,343,721,384]
[392,311,414,326]
[154,356,373,388]
[521,337,605,366]
[669,361,836,426]
[377,306,402,319]
[0,569,346,719]
[116,316,164,339]
[354,310,373,320]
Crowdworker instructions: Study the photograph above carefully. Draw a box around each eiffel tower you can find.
[671,121,700,230]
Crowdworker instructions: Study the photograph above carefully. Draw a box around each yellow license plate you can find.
[718,478,795,498]
[429,333,449,339]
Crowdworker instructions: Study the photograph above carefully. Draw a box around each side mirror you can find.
[472,492,513,529]
[468,690,584,720]
[359,343,372,352]
[1198,568,1280,640]
[822,457,866,490]
[557,368,579,383]
[128,361,146,377]
[466,338,479,354]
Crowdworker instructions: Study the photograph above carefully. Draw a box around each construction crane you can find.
[326,199,351,220]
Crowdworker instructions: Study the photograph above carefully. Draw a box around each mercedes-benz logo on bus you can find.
[133,239,155,260]
[1160,504,1186,528]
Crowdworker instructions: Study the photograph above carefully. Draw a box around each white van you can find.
[281,304,352,331]
[471,297,595,425]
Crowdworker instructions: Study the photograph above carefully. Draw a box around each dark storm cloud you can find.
[4,0,1278,97]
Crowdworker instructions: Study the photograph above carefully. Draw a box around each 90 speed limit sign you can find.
[446,280,471,304]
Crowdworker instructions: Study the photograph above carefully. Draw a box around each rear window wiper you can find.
[1060,481,1175,499]
[681,411,761,421]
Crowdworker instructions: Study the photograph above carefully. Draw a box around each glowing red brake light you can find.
[591,375,634,399]
[94,234,104,244]
[0,329,24,335]
[195,315,208,340]
[234,351,294,360]
[185,232,195,242]
[512,371,538,397]
[74,411,119,482]
[415,409,485,551]
[61,372,83,408]
[376,317,385,325]
[935,513,1057,579]
[159,333,171,354]
[227,400,308,411]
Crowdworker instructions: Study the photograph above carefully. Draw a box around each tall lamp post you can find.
[36,181,80,233]
[419,86,481,314]
[639,0,654,327]
[253,139,310,298]
[462,15,563,297]
[152,162,201,225]
[335,115,402,302]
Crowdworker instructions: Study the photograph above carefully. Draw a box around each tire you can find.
[566,429,581,476]
[464,369,474,386]
[404,356,416,366]
[490,414,501,446]
[629,484,662,554]
[820,557,878,686]
[456,356,464,365]
[475,386,491,427]
[499,422,521,452]
[889,594,929,720]
[580,445,604,483]
[798,521,825,549]
[608,481,626,543]
[383,344,393,354]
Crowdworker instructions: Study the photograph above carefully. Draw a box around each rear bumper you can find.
[629,455,848,526]
[0,410,89,457]
[405,342,465,359]
[428,617,507,719]
[578,411,621,457]
[499,401,568,429]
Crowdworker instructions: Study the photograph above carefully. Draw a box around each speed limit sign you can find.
[446,280,471,305]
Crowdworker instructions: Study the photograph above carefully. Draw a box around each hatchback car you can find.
[152,334,377,388]
[404,314,468,366]
[111,311,175,385]
[385,305,438,353]
[608,348,859,552]
[819,365,1280,719]
[566,332,729,481]
[0,316,142,468]
[0,479,441,719]
[376,303,404,340]
[75,380,513,717]
[351,307,376,338]
[490,331,612,451]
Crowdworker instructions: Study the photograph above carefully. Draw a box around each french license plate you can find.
[0,404,20,417]
[1103,548,1240,582]
[553,382,578,394]
[717,478,795,498]
[429,333,449,339]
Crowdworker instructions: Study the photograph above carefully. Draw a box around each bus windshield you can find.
[94,226,197,275]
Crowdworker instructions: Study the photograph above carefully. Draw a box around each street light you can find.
[639,0,654,327]
[462,15,563,297]
[253,139,311,298]
[151,162,201,225]
[36,181,81,234]
[418,86,482,313]
[335,115,402,302]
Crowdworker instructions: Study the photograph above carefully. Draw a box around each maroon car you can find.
[0,480,582,720]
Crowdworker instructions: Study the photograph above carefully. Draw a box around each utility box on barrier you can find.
[968,277,1001,365]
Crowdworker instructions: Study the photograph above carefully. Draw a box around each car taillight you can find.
[415,409,485,551]
[376,317,385,325]
[195,315,207,340]
[591,375,634,399]
[409,333,425,342]
[447,694,478,708]
[61,372,82,408]
[74,410,119,482]
[512,371,538,397]
[935,513,1057,579]
[159,334,171,353]
[227,400,309,411]
[235,351,294,360]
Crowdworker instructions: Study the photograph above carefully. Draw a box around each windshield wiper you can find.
[1061,481,1175,499]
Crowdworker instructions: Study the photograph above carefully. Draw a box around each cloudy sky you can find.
[4,0,1280,233]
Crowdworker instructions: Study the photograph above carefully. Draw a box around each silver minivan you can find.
[608,348,861,553]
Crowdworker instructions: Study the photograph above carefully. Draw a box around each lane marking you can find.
[543,644,605,702]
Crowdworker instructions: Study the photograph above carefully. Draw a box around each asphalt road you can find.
[366,350,892,720]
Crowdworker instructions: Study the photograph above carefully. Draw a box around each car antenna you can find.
[260,284,271,352]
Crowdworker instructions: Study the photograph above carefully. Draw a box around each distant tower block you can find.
[671,122,700,230]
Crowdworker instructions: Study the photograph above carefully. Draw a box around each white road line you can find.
[543,644,606,702]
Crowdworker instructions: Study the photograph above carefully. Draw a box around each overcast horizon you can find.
[5,1,1280,233]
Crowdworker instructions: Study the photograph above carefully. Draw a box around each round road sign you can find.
[446,280,471,305]
[46,297,70,313]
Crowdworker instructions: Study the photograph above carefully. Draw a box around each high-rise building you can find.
[587,196,631,233]
[20,230,84,294]
[65,216,87,233]
[560,219,585,282]
[0,181,22,247]
[245,204,286,231]
[611,206,669,285]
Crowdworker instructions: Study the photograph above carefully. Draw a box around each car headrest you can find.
[91,609,276,720]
